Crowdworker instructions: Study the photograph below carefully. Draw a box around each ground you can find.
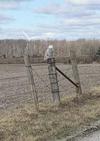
[0,63,100,141]
[77,130,100,141]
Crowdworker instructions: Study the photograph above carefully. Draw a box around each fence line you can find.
[0,63,100,111]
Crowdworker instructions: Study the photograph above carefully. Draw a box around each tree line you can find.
[0,39,100,63]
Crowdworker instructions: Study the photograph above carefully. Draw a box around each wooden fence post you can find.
[70,47,82,97]
[45,45,60,104]
[48,58,60,104]
[24,46,39,111]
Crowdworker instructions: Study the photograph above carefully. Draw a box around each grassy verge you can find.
[0,87,100,141]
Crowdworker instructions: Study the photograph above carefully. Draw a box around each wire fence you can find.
[0,63,100,111]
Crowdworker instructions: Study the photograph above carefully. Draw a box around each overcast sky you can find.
[0,0,100,40]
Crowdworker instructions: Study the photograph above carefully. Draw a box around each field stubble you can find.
[0,63,100,141]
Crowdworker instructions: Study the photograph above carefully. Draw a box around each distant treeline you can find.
[0,39,100,63]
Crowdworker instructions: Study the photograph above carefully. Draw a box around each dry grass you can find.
[0,87,100,141]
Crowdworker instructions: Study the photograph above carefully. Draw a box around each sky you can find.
[0,0,100,40]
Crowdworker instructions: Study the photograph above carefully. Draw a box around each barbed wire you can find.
[0,82,31,89]
[0,64,99,111]
[0,75,27,81]
[32,68,50,89]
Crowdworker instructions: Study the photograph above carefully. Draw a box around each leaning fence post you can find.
[44,45,60,104]
[70,47,82,97]
[24,46,39,111]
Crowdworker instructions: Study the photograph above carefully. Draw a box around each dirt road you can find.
[77,131,100,141]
